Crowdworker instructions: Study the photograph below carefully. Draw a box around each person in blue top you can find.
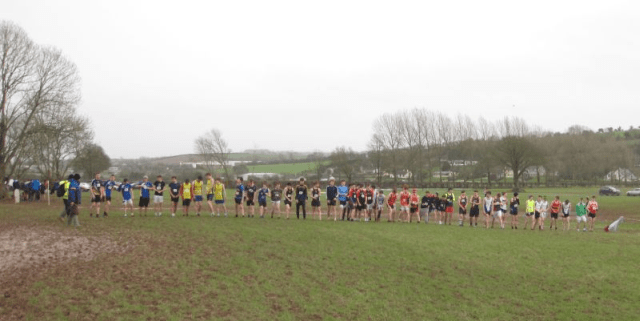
[138,176,153,216]
[337,180,349,221]
[67,174,82,227]
[103,174,117,217]
[257,182,270,219]
[326,178,338,220]
[119,178,134,217]
[30,178,41,202]
[234,177,245,218]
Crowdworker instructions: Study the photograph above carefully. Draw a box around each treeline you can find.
[330,108,637,189]
[0,21,110,186]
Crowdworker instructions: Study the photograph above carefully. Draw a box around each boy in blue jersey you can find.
[337,180,349,221]
[257,182,270,218]
[138,176,153,216]
[245,180,257,218]
[90,173,104,218]
[103,174,117,217]
[326,178,338,220]
[120,179,134,217]
[168,176,180,217]
[234,177,245,217]
[67,174,82,227]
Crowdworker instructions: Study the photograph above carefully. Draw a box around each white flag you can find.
[605,216,624,232]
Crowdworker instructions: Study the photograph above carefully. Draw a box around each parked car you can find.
[599,186,620,196]
[626,188,640,196]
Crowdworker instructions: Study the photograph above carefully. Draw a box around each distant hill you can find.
[112,151,314,166]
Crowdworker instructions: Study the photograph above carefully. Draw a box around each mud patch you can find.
[0,226,131,281]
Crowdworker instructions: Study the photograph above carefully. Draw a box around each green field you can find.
[247,161,325,176]
[1,187,638,320]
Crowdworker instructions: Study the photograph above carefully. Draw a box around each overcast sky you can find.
[5,0,639,159]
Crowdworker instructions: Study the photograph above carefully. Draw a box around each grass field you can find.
[1,187,639,320]
[247,162,324,176]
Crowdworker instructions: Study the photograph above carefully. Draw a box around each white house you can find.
[604,168,638,182]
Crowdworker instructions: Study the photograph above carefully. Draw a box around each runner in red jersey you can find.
[387,188,398,222]
[399,185,411,223]
[549,196,562,230]
[409,188,421,223]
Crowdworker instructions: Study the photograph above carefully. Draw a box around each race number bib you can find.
[299,191,303,195]
[173,189,178,193]
[124,188,129,192]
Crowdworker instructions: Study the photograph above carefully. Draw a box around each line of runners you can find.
[61,174,601,232]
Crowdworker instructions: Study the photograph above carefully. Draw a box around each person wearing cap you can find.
[58,174,73,223]
[138,175,153,216]
[67,174,82,227]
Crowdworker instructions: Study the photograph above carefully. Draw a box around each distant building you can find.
[604,168,638,182]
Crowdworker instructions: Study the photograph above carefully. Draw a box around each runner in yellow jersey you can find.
[213,177,227,217]
[523,195,535,230]
[205,173,215,216]
[180,178,193,217]
[192,175,204,216]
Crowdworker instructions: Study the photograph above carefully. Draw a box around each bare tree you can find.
[367,133,385,186]
[27,105,92,179]
[329,146,358,183]
[1,24,81,193]
[374,113,404,185]
[194,128,232,183]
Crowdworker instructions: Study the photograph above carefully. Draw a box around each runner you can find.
[245,179,257,218]
[399,185,411,223]
[387,188,397,222]
[509,192,520,229]
[283,182,293,219]
[365,184,375,222]
[270,181,282,218]
[420,190,430,224]
[180,178,193,217]
[437,193,447,225]
[428,192,437,224]
[213,177,227,217]
[587,195,598,232]
[153,175,166,217]
[523,195,535,230]
[337,180,349,221]
[356,184,366,222]
[119,178,134,217]
[457,190,467,227]
[492,193,503,229]
[168,176,180,217]
[444,188,456,225]
[409,188,420,223]
[138,176,153,217]
[295,178,308,219]
[326,179,338,220]
[561,199,571,231]
[192,175,204,217]
[549,196,562,230]
[311,181,322,220]
[103,175,116,218]
[483,191,493,229]
[540,196,549,230]
[205,173,215,216]
[533,195,544,230]
[90,173,103,218]
[575,197,588,232]
[67,174,82,227]
[375,189,385,222]
[347,184,357,221]
[469,190,480,227]
[234,177,245,218]
[257,182,270,219]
